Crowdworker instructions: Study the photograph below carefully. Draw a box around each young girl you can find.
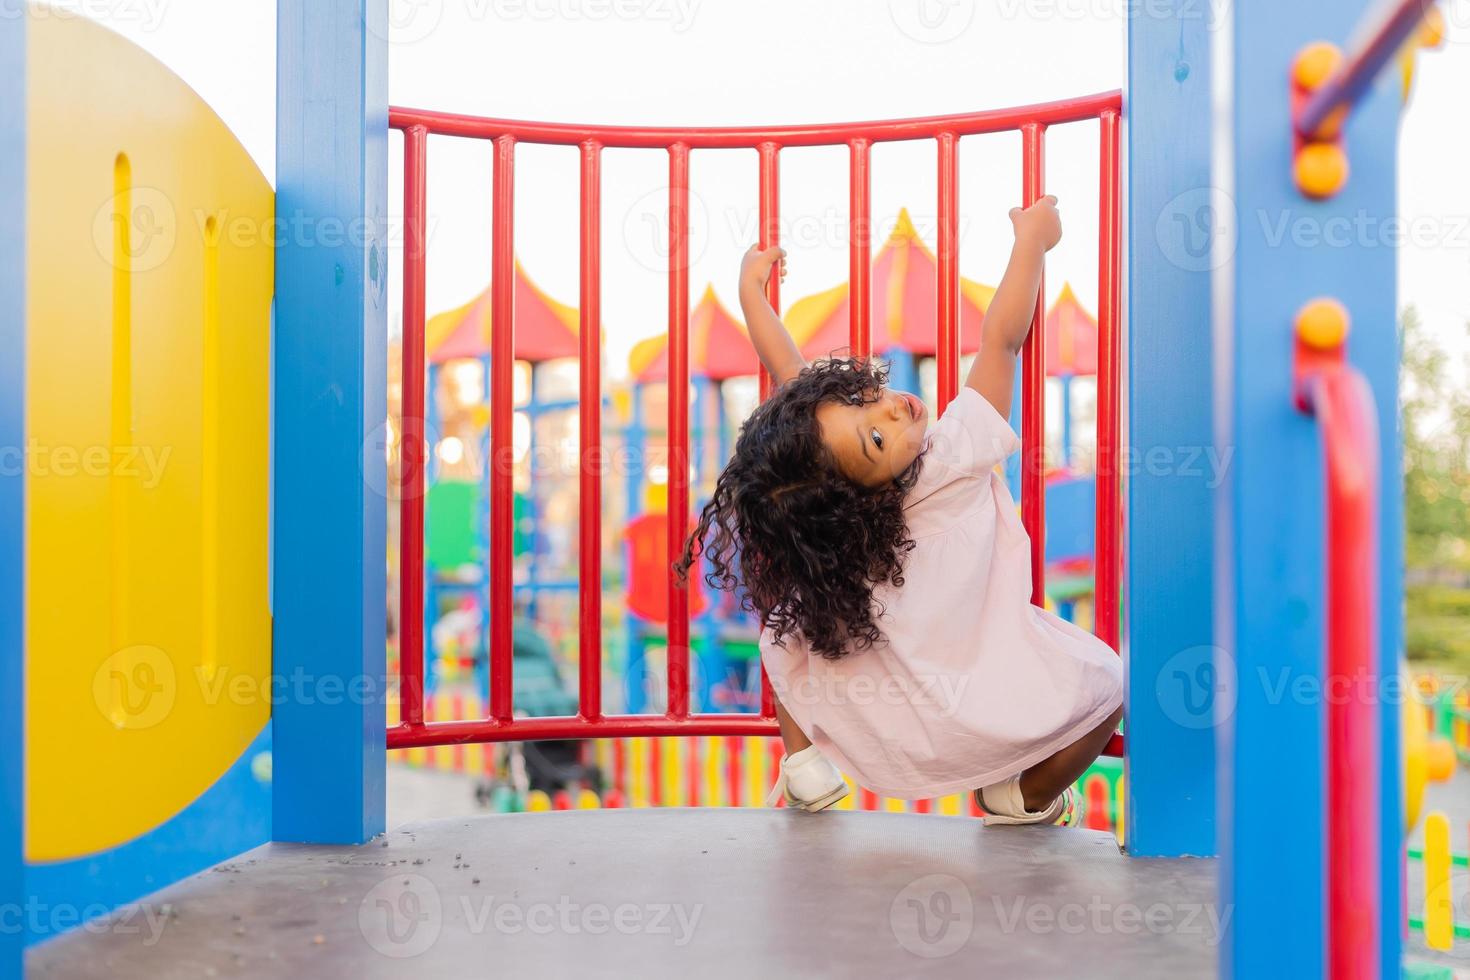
[678,197,1123,826]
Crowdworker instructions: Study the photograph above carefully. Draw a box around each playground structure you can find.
[414,232,1113,718]
[395,689,1131,836]
[0,0,1451,976]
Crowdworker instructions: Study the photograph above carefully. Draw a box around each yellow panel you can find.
[702,737,721,807]
[1425,811,1453,950]
[26,12,272,861]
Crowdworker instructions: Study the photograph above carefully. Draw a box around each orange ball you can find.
[1427,737,1456,783]
[1419,7,1446,49]
[1294,142,1349,199]
[1295,298,1350,351]
[1293,41,1343,91]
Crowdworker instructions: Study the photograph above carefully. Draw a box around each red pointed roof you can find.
[787,209,992,360]
[628,285,759,383]
[783,209,1101,378]
[1044,282,1098,377]
[425,260,583,365]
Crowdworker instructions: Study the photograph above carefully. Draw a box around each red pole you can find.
[936,132,960,413]
[399,124,428,728]
[759,667,776,720]
[757,142,781,720]
[488,134,516,723]
[686,737,700,807]
[1020,122,1047,607]
[578,139,603,721]
[758,141,780,401]
[726,735,741,807]
[389,91,1122,149]
[649,738,662,806]
[1095,109,1121,650]
[666,143,691,720]
[848,138,871,358]
[1303,366,1381,979]
[451,691,466,772]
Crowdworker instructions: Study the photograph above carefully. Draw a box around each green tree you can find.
[1401,305,1470,570]
[1401,305,1470,664]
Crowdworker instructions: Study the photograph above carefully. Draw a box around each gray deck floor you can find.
[28,808,1219,978]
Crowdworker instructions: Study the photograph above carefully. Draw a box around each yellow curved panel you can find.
[26,11,272,861]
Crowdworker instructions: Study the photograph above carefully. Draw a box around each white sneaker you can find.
[976,774,1084,827]
[765,746,850,811]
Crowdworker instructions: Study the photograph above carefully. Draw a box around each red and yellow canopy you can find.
[628,285,758,384]
[1044,282,1098,378]
[787,208,995,360]
[425,260,585,365]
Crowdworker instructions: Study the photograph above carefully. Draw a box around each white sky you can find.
[69,0,1470,379]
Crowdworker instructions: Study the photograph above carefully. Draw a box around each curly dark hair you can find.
[675,357,923,660]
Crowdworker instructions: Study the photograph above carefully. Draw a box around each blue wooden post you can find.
[525,364,540,619]
[887,350,919,401]
[624,384,647,714]
[1004,371,1022,496]
[423,362,440,677]
[1124,3,1216,858]
[273,0,388,843]
[0,11,25,975]
[1216,2,1402,974]
[478,354,492,661]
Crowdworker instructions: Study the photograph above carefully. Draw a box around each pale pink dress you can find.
[760,387,1124,799]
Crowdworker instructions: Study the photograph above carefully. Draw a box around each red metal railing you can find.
[388,91,1124,755]
[1294,343,1381,980]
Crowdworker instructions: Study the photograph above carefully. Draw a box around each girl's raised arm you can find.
[965,197,1062,418]
[738,245,807,387]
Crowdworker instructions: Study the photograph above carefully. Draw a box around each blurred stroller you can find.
[474,615,603,803]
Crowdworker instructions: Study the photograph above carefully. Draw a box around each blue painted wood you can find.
[272,0,388,844]
[1216,1,1401,974]
[525,366,541,619]
[885,350,918,399]
[26,729,271,946]
[424,361,441,676]
[1004,370,1022,496]
[0,11,24,975]
[1124,4,1216,859]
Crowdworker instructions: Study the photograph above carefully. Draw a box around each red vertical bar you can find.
[489,134,516,723]
[768,739,784,807]
[686,737,700,807]
[1312,369,1381,980]
[726,735,741,807]
[936,132,960,413]
[758,141,780,401]
[666,143,691,720]
[451,692,466,772]
[759,665,776,719]
[1020,122,1047,607]
[848,138,872,357]
[578,139,604,720]
[1095,110,1122,650]
[649,738,662,806]
[399,124,428,728]
[757,143,781,719]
